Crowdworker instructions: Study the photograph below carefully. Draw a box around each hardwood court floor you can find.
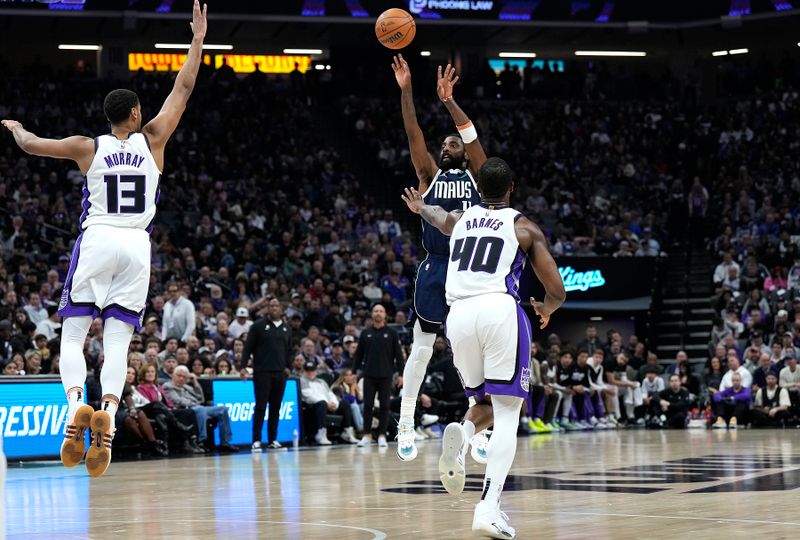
[6,429,800,540]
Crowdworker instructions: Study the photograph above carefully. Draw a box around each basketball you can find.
[375,8,416,49]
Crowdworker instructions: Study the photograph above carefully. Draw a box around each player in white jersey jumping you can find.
[402,157,566,539]
[1,1,208,478]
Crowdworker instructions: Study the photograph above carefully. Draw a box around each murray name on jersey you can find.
[102,151,147,169]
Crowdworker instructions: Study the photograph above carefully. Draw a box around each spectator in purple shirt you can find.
[712,372,751,429]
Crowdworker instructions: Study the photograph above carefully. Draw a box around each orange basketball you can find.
[375,8,416,50]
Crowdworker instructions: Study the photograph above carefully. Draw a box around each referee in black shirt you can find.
[354,304,405,447]
[240,299,292,450]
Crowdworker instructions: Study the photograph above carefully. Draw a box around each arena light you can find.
[712,50,729,56]
[420,50,431,57]
[283,48,323,55]
[58,44,101,51]
[728,48,749,55]
[155,43,233,50]
[314,64,325,70]
[574,50,647,57]
[498,52,537,58]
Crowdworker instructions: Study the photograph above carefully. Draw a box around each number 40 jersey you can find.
[445,204,527,306]
[83,132,161,231]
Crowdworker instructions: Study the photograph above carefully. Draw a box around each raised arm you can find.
[401,187,462,236]
[436,64,487,178]
[142,0,207,169]
[516,217,566,329]
[392,54,438,191]
[1,120,94,174]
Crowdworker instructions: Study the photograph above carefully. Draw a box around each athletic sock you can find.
[461,420,476,458]
[399,321,436,421]
[101,399,118,432]
[481,396,523,506]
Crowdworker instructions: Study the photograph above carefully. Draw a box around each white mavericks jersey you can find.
[445,204,527,305]
[81,132,161,231]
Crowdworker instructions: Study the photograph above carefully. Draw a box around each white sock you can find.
[399,321,435,422]
[101,399,118,432]
[60,316,92,400]
[463,420,476,441]
[481,395,523,506]
[100,318,134,401]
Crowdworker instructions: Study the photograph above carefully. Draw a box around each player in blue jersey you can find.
[391,55,488,461]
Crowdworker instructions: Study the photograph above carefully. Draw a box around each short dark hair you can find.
[477,157,515,199]
[103,89,139,125]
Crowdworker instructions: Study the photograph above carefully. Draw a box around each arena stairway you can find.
[653,246,717,372]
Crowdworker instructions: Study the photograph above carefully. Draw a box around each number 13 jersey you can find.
[445,204,527,306]
[83,133,161,231]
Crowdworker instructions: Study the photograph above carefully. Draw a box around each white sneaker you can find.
[439,422,467,495]
[315,428,332,446]
[251,441,262,452]
[472,500,516,539]
[589,416,599,426]
[420,413,440,427]
[341,427,359,444]
[357,435,372,447]
[414,427,428,441]
[396,421,418,461]
[266,441,283,450]
[470,430,489,465]
[595,419,608,430]
[377,435,388,448]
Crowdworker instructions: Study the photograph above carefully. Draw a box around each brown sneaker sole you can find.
[86,411,113,478]
[60,404,94,468]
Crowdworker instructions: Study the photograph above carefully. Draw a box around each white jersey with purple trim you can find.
[445,204,526,306]
[81,132,161,231]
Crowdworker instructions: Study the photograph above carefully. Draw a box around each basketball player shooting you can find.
[1,0,208,478]
[402,158,566,538]
[391,54,488,462]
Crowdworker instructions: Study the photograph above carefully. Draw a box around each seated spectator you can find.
[751,372,791,428]
[229,306,253,339]
[332,368,364,433]
[604,352,643,425]
[163,366,237,452]
[651,375,692,428]
[714,252,740,287]
[637,352,663,382]
[325,341,352,374]
[24,350,43,375]
[214,353,237,377]
[641,367,665,420]
[34,306,61,341]
[677,361,701,400]
[741,346,760,374]
[704,356,725,402]
[300,360,358,444]
[764,266,788,292]
[712,373,751,429]
[779,356,800,409]
[190,357,207,378]
[2,358,20,375]
[118,367,168,457]
[752,352,775,394]
[23,292,47,325]
[137,365,204,454]
[158,354,178,384]
[720,355,752,390]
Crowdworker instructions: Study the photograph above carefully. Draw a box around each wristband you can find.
[457,121,478,144]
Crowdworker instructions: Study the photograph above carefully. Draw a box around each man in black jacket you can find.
[240,299,292,450]
[354,304,405,447]
[652,374,691,429]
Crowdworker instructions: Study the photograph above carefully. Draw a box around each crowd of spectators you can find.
[2,52,800,457]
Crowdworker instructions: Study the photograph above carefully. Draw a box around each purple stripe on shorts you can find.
[58,303,99,319]
[58,233,86,318]
[101,306,143,332]
[484,303,532,399]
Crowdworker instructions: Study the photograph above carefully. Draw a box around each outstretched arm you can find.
[516,217,565,329]
[142,0,207,168]
[1,120,94,174]
[437,64,487,178]
[392,54,438,192]
[401,187,462,236]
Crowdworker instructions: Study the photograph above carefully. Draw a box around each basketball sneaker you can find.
[85,410,113,478]
[251,441,262,452]
[357,435,372,447]
[439,422,467,495]
[470,430,489,464]
[60,404,94,468]
[472,500,516,539]
[377,435,388,448]
[561,419,579,431]
[728,416,738,430]
[712,417,727,429]
[548,420,563,433]
[266,441,283,450]
[528,418,552,434]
